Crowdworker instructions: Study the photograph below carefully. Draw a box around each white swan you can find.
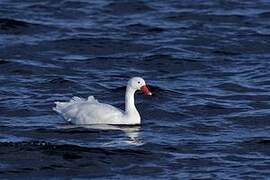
[53,77,152,125]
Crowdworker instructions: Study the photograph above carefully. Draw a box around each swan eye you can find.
[138,81,140,84]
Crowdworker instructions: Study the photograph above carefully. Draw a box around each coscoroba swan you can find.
[53,77,152,125]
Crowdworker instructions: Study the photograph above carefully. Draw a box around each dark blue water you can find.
[1,0,270,179]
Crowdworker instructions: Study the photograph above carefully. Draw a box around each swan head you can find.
[128,77,152,95]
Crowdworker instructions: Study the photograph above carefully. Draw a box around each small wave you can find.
[185,103,243,117]
[254,139,270,145]
[226,113,270,128]
[214,83,265,93]
[238,138,270,155]
[0,18,30,29]
[0,140,152,156]
[0,18,51,34]
[33,126,102,134]
[213,50,241,56]
[126,23,164,34]
[61,1,91,9]
[16,37,156,56]
[41,77,77,89]
[48,77,74,85]
[165,12,248,23]
[143,54,210,73]
[258,11,270,18]
[0,59,9,65]
[105,1,154,15]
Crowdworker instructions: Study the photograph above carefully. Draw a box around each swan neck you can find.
[125,86,137,114]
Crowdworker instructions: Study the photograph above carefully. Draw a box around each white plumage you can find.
[53,77,152,125]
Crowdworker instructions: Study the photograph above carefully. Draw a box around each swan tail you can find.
[53,101,69,114]
[53,96,98,114]
[53,101,76,122]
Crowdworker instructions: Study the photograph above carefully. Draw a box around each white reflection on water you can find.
[56,124,144,146]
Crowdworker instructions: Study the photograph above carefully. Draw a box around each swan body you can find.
[53,77,152,125]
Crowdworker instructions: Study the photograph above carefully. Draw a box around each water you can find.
[1,0,270,179]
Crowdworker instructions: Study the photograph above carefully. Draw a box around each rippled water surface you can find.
[1,0,270,179]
